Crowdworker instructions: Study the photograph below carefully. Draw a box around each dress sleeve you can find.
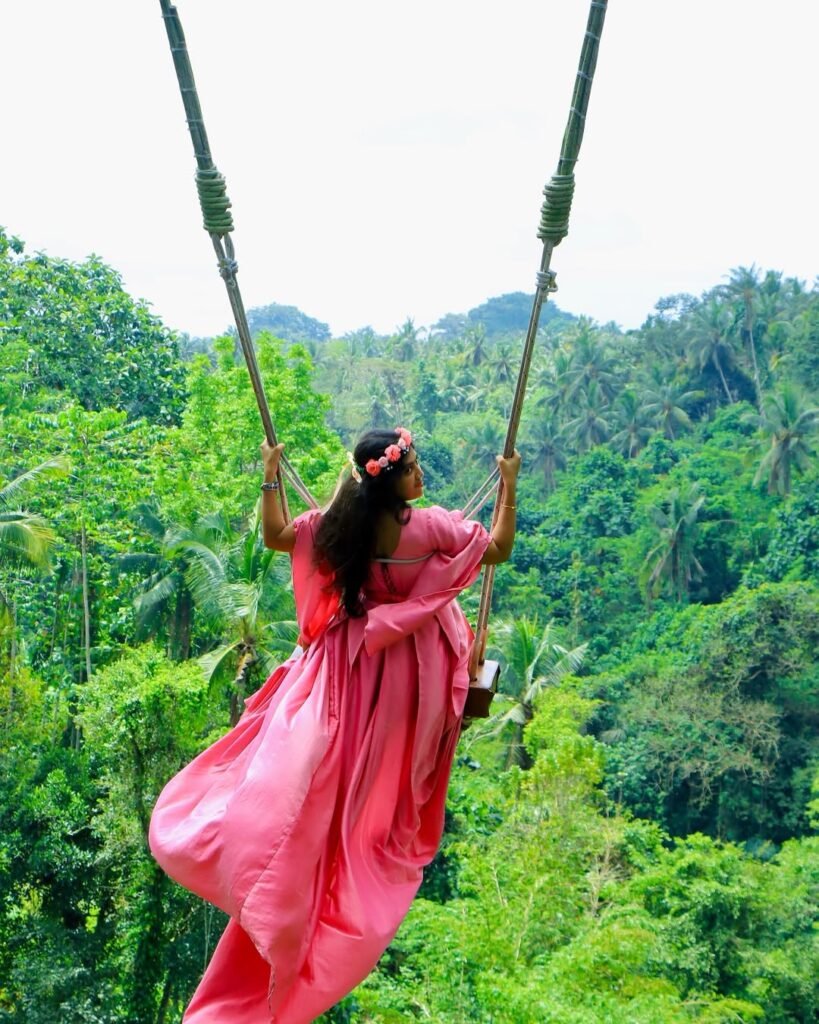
[290,509,340,647]
[426,506,491,558]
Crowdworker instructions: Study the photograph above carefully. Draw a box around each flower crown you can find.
[351,427,413,479]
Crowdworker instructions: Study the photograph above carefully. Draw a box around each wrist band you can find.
[261,480,280,491]
[502,503,516,510]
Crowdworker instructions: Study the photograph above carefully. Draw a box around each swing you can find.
[157,0,609,718]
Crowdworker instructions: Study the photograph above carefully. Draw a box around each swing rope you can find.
[158,0,319,518]
[158,0,608,699]
[466,0,608,688]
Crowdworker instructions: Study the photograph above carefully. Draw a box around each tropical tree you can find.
[177,504,298,725]
[462,420,505,472]
[746,384,819,495]
[565,320,621,402]
[642,381,704,439]
[609,390,653,458]
[565,380,611,451]
[119,506,201,661]
[489,342,518,386]
[389,318,422,362]
[686,298,737,404]
[642,481,706,602]
[462,323,490,367]
[0,460,63,581]
[476,617,586,767]
[525,415,568,492]
[721,265,764,404]
[0,459,64,673]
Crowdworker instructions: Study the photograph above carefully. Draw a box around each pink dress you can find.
[148,504,490,1023]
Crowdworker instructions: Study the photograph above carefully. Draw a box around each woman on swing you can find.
[149,427,521,1023]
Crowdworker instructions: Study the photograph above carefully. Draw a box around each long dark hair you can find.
[314,429,413,617]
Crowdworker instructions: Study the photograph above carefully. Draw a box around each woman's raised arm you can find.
[480,450,521,565]
[260,441,296,552]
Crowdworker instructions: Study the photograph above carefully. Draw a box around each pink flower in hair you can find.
[396,427,412,448]
[365,459,381,477]
[378,456,389,468]
[385,444,402,463]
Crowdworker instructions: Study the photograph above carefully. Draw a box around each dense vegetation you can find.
[1,224,817,1022]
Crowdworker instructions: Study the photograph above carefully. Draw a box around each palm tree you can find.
[0,458,64,673]
[721,265,763,405]
[610,390,653,458]
[525,415,567,493]
[565,380,611,451]
[642,381,704,440]
[643,481,705,603]
[565,320,621,402]
[534,348,575,420]
[120,506,201,660]
[746,385,819,495]
[390,318,421,362]
[462,420,505,472]
[366,382,392,428]
[178,505,298,725]
[686,298,737,404]
[0,460,63,580]
[463,323,490,367]
[489,342,518,386]
[473,617,586,767]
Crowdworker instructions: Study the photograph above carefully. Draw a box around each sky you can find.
[3,1,817,339]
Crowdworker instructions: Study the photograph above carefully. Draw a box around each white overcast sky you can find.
[3,1,817,338]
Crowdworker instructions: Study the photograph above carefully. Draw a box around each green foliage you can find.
[0,228,186,424]
[2,239,819,1020]
[595,582,819,841]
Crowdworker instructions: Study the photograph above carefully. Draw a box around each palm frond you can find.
[0,458,69,509]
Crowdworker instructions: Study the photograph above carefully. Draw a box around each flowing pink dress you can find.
[148,504,490,1023]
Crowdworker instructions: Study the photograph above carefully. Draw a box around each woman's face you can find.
[394,446,424,502]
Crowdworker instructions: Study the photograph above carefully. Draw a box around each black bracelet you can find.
[260,480,280,491]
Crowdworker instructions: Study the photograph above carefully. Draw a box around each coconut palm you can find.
[120,506,202,660]
[525,415,568,493]
[177,504,298,725]
[367,382,393,428]
[721,265,763,404]
[565,320,621,402]
[462,420,505,472]
[463,323,490,367]
[390,318,421,362]
[473,617,586,767]
[489,342,518,386]
[686,298,737,404]
[610,389,653,458]
[534,348,575,418]
[565,380,611,451]
[0,460,63,579]
[642,381,704,440]
[643,481,705,603]
[0,458,64,673]
[745,385,819,495]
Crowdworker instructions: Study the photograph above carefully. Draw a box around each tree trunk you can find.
[230,647,257,726]
[714,353,733,404]
[80,522,92,682]
[744,301,763,410]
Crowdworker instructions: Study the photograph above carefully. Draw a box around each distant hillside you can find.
[431,292,575,341]
[179,292,577,359]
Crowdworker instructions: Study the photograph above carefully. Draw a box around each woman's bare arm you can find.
[480,451,521,565]
[260,441,296,553]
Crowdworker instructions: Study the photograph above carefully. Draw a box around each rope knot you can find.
[537,172,575,244]
[195,166,234,235]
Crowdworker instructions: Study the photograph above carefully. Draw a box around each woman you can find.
[149,427,520,1023]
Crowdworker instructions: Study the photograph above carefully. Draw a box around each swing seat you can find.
[464,659,500,719]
